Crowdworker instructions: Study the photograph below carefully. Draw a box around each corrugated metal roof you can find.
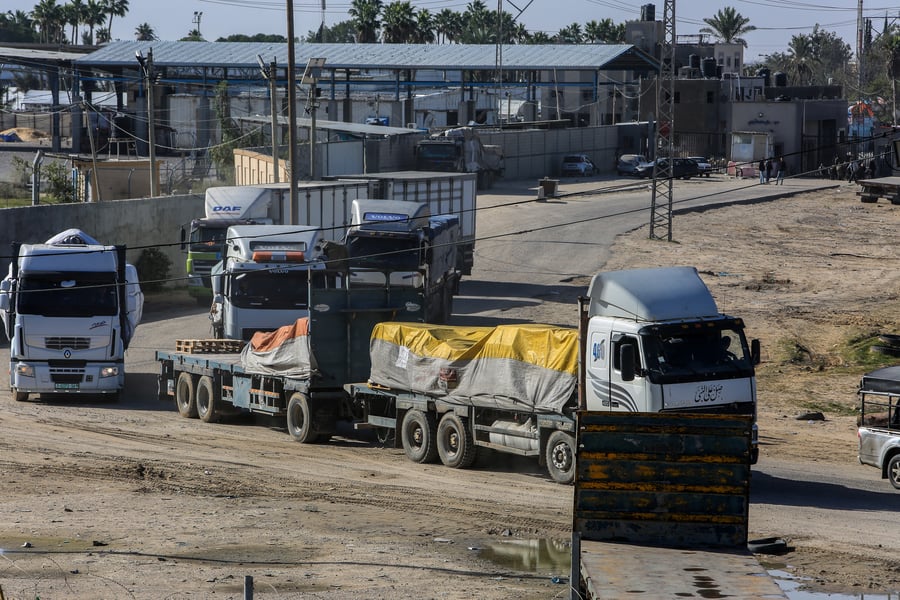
[75,40,658,72]
[0,45,92,62]
[239,115,421,137]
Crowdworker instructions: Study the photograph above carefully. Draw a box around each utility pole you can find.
[303,58,326,181]
[649,0,675,241]
[286,0,298,223]
[136,48,157,197]
[257,55,280,183]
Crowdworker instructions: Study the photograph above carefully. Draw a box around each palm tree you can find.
[134,21,155,41]
[82,0,105,44]
[434,8,456,44]
[700,7,755,48]
[32,0,65,43]
[526,30,552,45]
[348,0,382,43]
[381,1,415,43]
[65,0,85,45]
[557,23,583,44]
[102,0,128,41]
[413,9,434,44]
[584,18,625,44]
[459,0,491,44]
[0,10,38,42]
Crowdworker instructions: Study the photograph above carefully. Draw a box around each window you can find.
[612,335,640,374]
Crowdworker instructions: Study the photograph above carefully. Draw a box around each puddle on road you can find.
[477,540,899,600]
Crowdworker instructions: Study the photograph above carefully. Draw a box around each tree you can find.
[349,0,382,43]
[584,18,625,44]
[0,10,39,43]
[32,0,66,44]
[304,21,355,43]
[382,1,415,43]
[82,0,105,44]
[556,22,583,44]
[434,8,459,44]
[64,0,85,46]
[134,21,155,41]
[412,9,434,44]
[762,25,851,88]
[700,7,755,47]
[180,28,204,42]
[102,0,127,41]
[458,0,492,44]
[219,32,287,43]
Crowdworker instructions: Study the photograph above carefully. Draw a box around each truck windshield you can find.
[230,269,327,310]
[346,236,420,271]
[190,225,227,253]
[639,322,753,384]
[17,272,118,317]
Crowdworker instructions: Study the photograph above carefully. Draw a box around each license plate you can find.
[55,383,79,390]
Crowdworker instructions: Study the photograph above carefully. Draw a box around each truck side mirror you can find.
[0,292,8,312]
[180,226,187,252]
[620,343,636,382]
[751,339,761,365]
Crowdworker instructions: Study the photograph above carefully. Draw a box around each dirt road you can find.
[1,176,898,599]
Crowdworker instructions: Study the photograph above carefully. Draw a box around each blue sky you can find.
[4,0,886,62]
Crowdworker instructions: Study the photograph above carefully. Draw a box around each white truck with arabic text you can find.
[0,229,144,402]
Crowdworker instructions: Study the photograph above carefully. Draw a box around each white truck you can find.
[336,172,478,276]
[346,266,760,483]
[345,199,461,324]
[414,127,505,190]
[856,366,900,489]
[184,181,370,304]
[0,229,144,402]
[209,224,330,341]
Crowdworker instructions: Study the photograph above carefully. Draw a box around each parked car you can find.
[561,154,598,177]
[688,156,714,177]
[617,154,647,176]
[635,157,699,180]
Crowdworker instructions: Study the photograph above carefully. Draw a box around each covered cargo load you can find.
[240,317,316,377]
[368,322,578,412]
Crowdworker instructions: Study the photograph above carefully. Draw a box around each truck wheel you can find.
[437,413,476,469]
[545,430,576,484]
[287,392,319,443]
[400,409,438,463]
[888,454,900,490]
[175,372,198,418]
[196,375,220,423]
[13,390,28,402]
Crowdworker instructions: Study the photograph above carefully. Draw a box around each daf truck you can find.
[344,199,461,324]
[1,229,144,402]
[209,224,330,341]
[184,181,370,304]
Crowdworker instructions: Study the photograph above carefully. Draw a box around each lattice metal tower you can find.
[649,0,676,241]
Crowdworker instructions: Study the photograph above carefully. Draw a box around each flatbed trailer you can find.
[570,411,785,599]
[156,283,424,441]
[856,177,900,204]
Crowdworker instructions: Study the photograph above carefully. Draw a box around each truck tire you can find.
[175,372,198,418]
[545,430,576,484]
[287,392,319,443]
[437,413,476,469]
[13,390,28,402]
[196,375,220,423]
[888,454,900,490]
[400,409,438,463]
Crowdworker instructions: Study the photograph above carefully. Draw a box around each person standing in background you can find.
[776,157,786,185]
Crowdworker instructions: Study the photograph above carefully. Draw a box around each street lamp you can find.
[257,54,279,183]
[135,48,157,197]
[193,11,203,36]
[302,57,326,181]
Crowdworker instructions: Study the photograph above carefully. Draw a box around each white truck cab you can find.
[210,224,329,341]
[582,267,760,462]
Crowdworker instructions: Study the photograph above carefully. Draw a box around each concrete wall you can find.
[0,194,204,285]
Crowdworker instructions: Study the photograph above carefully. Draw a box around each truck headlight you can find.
[16,363,34,378]
[100,366,119,378]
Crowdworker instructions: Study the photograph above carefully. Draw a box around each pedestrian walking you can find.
[764,158,772,183]
[776,157,786,185]
[758,158,766,184]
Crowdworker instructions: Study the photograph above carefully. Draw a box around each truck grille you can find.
[50,367,86,384]
[45,337,91,350]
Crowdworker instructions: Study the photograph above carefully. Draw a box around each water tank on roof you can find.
[701,57,717,78]
[689,54,700,70]
[773,71,788,87]
[641,3,655,21]
[757,67,771,87]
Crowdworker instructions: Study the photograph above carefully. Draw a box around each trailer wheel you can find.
[437,413,476,469]
[287,392,319,443]
[13,390,28,402]
[175,372,198,418]
[400,409,438,463]
[196,376,220,423]
[545,430,576,484]
[888,454,900,490]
